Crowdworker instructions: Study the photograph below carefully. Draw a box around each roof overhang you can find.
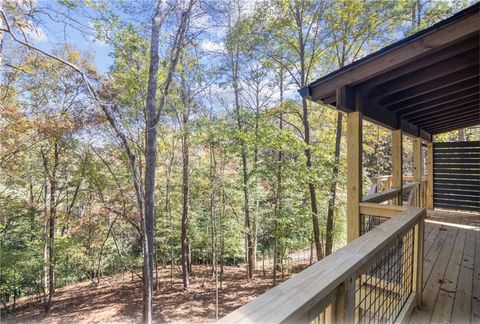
[300,3,480,141]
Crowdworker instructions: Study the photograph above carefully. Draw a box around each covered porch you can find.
[220,3,479,323]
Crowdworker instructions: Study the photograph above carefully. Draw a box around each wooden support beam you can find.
[361,97,432,141]
[334,278,356,324]
[413,215,425,307]
[392,130,403,205]
[336,86,355,112]
[427,143,434,209]
[413,138,423,207]
[401,119,419,138]
[347,111,362,243]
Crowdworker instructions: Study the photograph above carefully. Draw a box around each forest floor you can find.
[2,262,310,323]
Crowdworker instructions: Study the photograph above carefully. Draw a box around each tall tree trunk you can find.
[241,149,253,279]
[295,3,323,261]
[0,0,4,68]
[231,45,253,280]
[181,117,190,289]
[29,181,35,242]
[325,113,343,256]
[273,69,284,285]
[165,162,174,285]
[458,128,466,141]
[142,2,164,321]
[42,168,48,305]
[209,143,219,320]
[45,141,59,312]
[302,98,323,261]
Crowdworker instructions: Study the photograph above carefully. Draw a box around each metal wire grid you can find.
[360,215,390,235]
[354,228,414,324]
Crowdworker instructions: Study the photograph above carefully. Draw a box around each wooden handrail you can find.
[218,207,425,323]
[359,202,406,217]
[403,181,420,193]
[362,181,421,204]
[373,175,428,182]
[362,188,399,203]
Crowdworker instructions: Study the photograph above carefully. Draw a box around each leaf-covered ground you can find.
[2,264,308,323]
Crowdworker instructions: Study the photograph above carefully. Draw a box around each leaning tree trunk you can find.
[325,113,343,256]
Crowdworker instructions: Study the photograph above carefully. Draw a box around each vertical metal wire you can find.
[354,227,414,323]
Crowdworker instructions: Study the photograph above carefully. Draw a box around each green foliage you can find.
[0,0,475,309]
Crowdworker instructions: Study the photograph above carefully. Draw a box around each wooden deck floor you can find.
[409,209,480,324]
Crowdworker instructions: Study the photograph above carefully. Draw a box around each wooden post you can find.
[413,214,425,307]
[392,130,403,205]
[413,138,423,207]
[334,277,356,324]
[347,111,362,243]
[426,142,434,209]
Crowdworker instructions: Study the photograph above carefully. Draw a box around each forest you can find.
[0,0,478,322]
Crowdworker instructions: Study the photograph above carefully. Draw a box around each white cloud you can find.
[199,39,225,53]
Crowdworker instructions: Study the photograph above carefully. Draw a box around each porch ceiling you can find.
[300,3,480,140]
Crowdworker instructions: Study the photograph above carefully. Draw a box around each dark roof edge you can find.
[298,2,480,99]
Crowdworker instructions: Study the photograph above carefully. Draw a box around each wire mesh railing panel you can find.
[360,214,389,235]
[354,227,414,323]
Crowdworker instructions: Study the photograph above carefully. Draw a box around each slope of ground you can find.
[2,263,308,323]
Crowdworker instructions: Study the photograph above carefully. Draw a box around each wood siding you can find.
[433,141,480,212]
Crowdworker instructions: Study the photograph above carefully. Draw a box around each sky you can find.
[33,1,114,74]
[14,0,299,110]
[29,0,250,75]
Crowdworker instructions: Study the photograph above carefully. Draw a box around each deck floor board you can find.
[409,209,479,324]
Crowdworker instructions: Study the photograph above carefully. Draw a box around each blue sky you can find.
[34,0,114,74]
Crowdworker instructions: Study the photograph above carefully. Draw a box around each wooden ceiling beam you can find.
[424,115,480,131]
[364,46,478,98]
[387,78,478,112]
[395,88,479,116]
[402,95,479,119]
[377,65,479,106]
[409,104,479,124]
[406,100,479,122]
[417,110,479,128]
[359,96,432,141]
[335,86,355,112]
[430,120,480,134]
[308,12,479,101]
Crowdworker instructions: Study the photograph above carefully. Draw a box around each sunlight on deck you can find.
[409,209,480,324]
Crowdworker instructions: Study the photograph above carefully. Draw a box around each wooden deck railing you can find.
[219,205,425,323]
[367,175,428,209]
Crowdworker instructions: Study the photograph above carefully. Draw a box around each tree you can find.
[0,0,195,321]
[249,0,328,261]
